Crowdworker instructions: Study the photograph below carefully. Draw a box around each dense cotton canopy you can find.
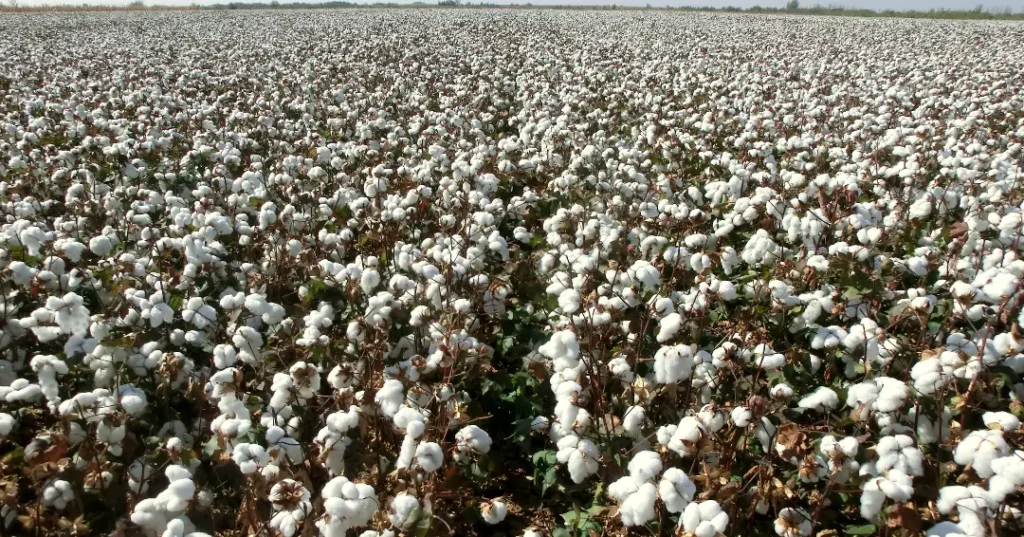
[1,8,1024,537]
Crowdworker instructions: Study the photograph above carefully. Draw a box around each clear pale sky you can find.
[9,0,1024,12]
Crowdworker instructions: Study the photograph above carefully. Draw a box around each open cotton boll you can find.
[798,387,839,412]
[558,289,581,314]
[656,313,683,342]
[697,405,726,433]
[774,507,812,537]
[481,499,507,525]
[954,430,1009,478]
[318,476,377,537]
[627,260,661,291]
[989,451,1024,506]
[861,470,914,520]
[538,330,580,371]
[618,481,657,527]
[388,493,420,529]
[626,451,663,482]
[555,435,599,483]
[654,344,694,384]
[680,500,729,537]
[42,479,74,510]
[117,384,148,416]
[876,435,924,476]
[658,468,696,513]
[731,406,752,427]
[395,434,419,470]
[393,406,425,435]
[982,411,1020,431]
[667,417,705,457]
[925,522,968,537]
[0,413,14,437]
[415,442,443,473]
[820,435,859,461]
[374,380,405,417]
[268,480,312,537]
[455,424,492,456]
[232,443,270,474]
[770,384,794,399]
[936,486,989,537]
[622,405,646,437]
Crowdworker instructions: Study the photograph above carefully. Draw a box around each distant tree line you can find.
[1,0,1021,20]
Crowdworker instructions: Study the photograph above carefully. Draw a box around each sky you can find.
[10,0,1024,12]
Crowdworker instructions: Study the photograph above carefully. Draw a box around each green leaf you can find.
[846,524,876,535]
[202,436,220,457]
[541,466,558,497]
[533,449,556,465]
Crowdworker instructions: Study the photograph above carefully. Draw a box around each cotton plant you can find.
[607,451,663,527]
[1,8,1024,537]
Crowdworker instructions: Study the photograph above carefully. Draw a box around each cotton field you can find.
[1,7,1023,537]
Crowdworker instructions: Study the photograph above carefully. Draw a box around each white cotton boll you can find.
[654,344,694,384]
[906,256,929,276]
[627,451,663,482]
[770,384,794,399]
[538,331,580,371]
[618,482,657,527]
[989,451,1024,506]
[395,434,418,470]
[481,500,507,525]
[680,500,729,537]
[0,413,14,437]
[667,417,704,457]
[556,435,599,483]
[821,435,859,460]
[659,468,696,513]
[375,379,405,417]
[622,406,646,437]
[925,521,968,537]
[409,305,430,326]
[876,435,924,476]
[89,235,114,256]
[628,260,661,292]
[656,313,683,343]
[232,443,270,475]
[936,486,989,537]
[388,493,420,529]
[213,344,237,369]
[718,281,737,301]
[874,378,908,413]
[118,384,148,416]
[954,430,1009,477]
[456,425,492,455]
[775,507,812,537]
[697,405,726,433]
[360,270,381,295]
[862,470,914,520]
[393,406,425,434]
[798,387,839,412]
[558,289,581,314]
[42,479,74,510]
[415,442,443,473]
[731,406,752,427]
[982,411,1020,431]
